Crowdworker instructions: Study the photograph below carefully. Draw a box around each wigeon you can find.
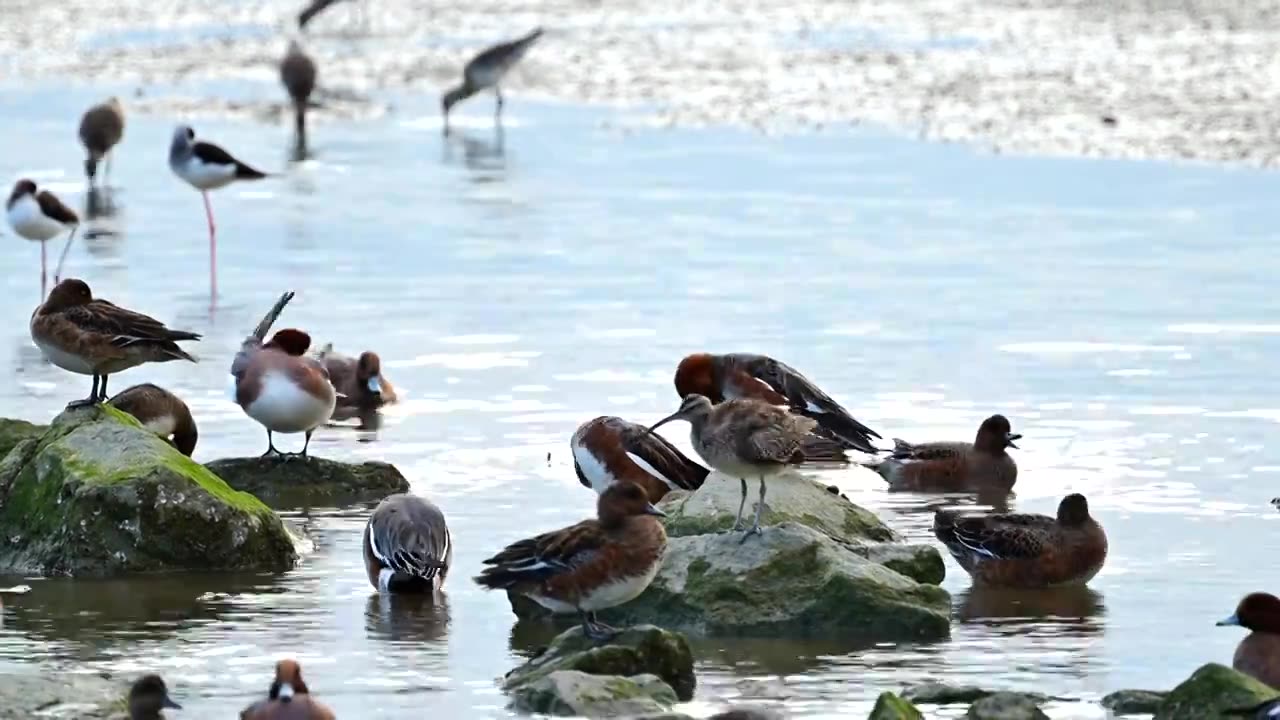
[475,481,667,641]
[864,414,1021,492]
[7,179,80,296]
[933,493,1107,588]
[79,97,125,187]
[364,493,452,593]
[647,394,839,541]
[280,40,317,142]
[233,328,336,457]
[240,660,335,720]
[30,279,200,408]
[1218,593,1280,689]
[128,674,181,719]
[441,28,543,134]
[316,344,396,419]
[572,415,709,502]
[674,352,882,454]
[108,383,198,456]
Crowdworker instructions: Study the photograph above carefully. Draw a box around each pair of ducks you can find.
[571,352,1104,587]
[127,660,333,719]
[28,279,394,456]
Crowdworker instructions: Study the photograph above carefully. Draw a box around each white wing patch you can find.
[953,531,998,559]
[626,451,678,490]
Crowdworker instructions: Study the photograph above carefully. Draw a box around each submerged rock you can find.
[707,709,785,720]
[509,670,677,717]
[1155,663,1279,720]
[205,455,409,508]
[869,692,924,719]
[1102,689,1168,715]
[965,692,1049,720]
[659,471,899,543]
[0,406,297,575]
[503,624,696,703]
[902,682,999,705]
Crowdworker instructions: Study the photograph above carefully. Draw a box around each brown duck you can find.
[864,414,1021,492]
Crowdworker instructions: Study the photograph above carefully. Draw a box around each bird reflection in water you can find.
[444,126,506,175]
[365,591,450,643]
[957,584,1106,635]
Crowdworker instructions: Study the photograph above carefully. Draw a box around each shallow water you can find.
[1,16,1280,719]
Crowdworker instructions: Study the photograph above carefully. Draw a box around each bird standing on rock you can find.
[647,394,835,541]
[442,27,543,134]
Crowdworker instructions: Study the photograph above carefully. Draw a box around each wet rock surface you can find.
[0,407,297,576]
[1155,663,1279,720]
[508,670,677,717]
[205,455,408,508]
[1102,689,1168,715]
[964,692,1050,720]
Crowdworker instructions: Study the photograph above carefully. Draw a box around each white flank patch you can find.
[7,195,66,242]
[377,568,396,592]
[175,156,238,191]
[245,370,334,433]
[143,414,177,438]
[578,566,660,612]
[571,439,615,494]
[32,338,97,375]
[626,451,678,490]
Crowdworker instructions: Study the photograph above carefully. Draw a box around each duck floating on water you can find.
[316,344,396,420]
[474,481,666,641]
[128,674,181,719]
[1218,592,1280,690]
[932,493,1107,588]
[241,659,335,720]
[863,414,1021,492]
[364,493,452,593]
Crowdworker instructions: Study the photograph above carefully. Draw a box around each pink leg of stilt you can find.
[202,191,217,299]
[40,241,47,299]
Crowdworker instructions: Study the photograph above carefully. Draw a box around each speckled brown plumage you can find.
[865,414,1021,492]
[933,493,1107,588]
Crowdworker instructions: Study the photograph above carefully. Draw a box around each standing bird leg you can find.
[202,191,217,298]
[495,86,505,122]
[39,241,47,299]
[261,430,282,458]
[97,374,110,402]
[740,476,767,543]
[579,610,618,642]
[732,477,748,531]
[53,226,80,284]
[67,375,101,409]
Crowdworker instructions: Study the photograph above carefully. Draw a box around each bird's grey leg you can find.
[732,477,748,531]
[67,375,100,408]
[582,611,619,642]
[494,86,505,122]
[740,476,766,542]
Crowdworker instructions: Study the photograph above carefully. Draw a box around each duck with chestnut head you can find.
[315,344,396,421]
[864,414,1022,493]
[241,659,335,720]
[127,674,181,719]
[1219,592,1280,689]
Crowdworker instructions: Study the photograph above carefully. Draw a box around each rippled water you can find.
[2,13,1280,718]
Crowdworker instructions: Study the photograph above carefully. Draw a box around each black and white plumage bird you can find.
[363,493,452,593]
[442,27,543,134]
[167,125,268,298]
[6,179,80,298]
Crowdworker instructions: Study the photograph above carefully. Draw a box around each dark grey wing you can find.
[193,141,266,179]
[616,417,709,491]
[892,440,970,462]
[35,191,78,225]
[465,27,543,78]
[934,510,1053,560]
[369,495,452,580]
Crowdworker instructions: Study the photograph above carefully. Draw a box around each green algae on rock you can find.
[0,418,46,461]
[509,670,678,717]
[503,624,695,702]
[870,691,925,720]
[205,455,409,508]
[510,522,950,640]
[0,405,297,575]
[1155,663,1279,720]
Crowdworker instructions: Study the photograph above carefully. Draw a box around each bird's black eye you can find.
[186,128,195,140]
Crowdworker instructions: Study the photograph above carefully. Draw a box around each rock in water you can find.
[510,670,677,716]
[965,692,1049,720]
[1155,663,1279,720]
[1102,689,1167,715]
[870,692,924,719]
[503,624,695,702]
[205,456,409,508]
[0,406,297,575]
[513,522,950,640]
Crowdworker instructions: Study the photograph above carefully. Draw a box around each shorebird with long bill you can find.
[7,179,79,298]
[648,394,835,541]
[442,27,543,134]
[168,125,268,297]
[280,40,317,146]
[78,97,125,187]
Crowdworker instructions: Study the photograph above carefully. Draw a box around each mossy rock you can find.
[0,405,297,575]
[503,624,695,702]
[511,522,950,640]
[1102,689,1167,715]
[850,543,946,585]
[965,692,1048,719]
[870,691,924,720]
[509,670,677,716]
[205,456,409,508]
[659,471,899,543]
[0,418,46,460]
[1155,663,1279,720]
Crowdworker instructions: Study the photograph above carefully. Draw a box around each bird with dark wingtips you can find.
[673,352,882,454]
[647,394,845,541]
[241,659,335,720]
[932,493,1108,588]
[127,674,181,719]
[280,40,317,143]
[7,179,80,297]
[475,481,666,641]
[364,492,452,593]
[297,0,360,29]
[78,97,125,187]
[1218,592,1280,690]
[571,415,709,502]
[108,383,199,456]
[442,28,543,134]
[30,279,200,408]
[863,414,1021,492]
[168,125,268,297]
